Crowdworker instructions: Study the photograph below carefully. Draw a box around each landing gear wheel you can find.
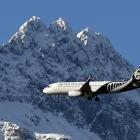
[87,97,92,101]
[95,96,100,101]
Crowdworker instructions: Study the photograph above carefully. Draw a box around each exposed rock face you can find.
[0,121,73,140]
[0,16,140,140]
[0,121,35,140]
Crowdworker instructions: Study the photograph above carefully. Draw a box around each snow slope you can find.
[0,102,101,140]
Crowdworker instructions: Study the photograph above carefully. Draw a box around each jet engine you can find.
[68,91,82,97]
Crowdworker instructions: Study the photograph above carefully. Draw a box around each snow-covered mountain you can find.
[0,16,140,140]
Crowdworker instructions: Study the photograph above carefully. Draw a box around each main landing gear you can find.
[93,92,100,101]
[87,97,92,101]
[95,96,100,101]
[87,95,100,101]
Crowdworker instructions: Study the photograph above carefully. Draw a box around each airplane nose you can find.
[43,87,52,94]
[43,87,48,93]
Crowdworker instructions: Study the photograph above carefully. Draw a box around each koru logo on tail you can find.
[134,68,140,80]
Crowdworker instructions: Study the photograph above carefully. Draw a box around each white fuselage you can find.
[43,81,110,95]
[42,67,140,99]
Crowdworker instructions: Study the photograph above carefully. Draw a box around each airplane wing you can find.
[80,76,92,96]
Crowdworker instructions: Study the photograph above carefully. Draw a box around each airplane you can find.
[43,67,140,101]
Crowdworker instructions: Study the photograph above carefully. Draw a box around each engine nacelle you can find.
[68,91,82,97]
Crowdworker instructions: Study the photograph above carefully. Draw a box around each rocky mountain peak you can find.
[78,27,95,35]
[77,27,103,45]
[56,17,69,30]
[77,27,111,48]
[9,16,47,44]
[49,17,73,35]
[19,16,47,33]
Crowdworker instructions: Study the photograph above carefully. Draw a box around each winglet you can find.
[87,75,92,82]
